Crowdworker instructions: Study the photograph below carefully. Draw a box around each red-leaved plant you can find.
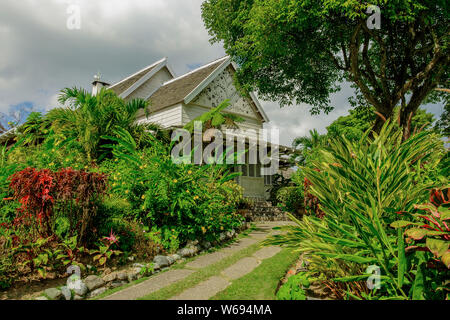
[391,188,450,269]
[9,168,55,237]
[9,168,108,245]
[54,168,108,244]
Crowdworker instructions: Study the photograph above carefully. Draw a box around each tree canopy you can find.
[202,0,449,139]
[327,106,436,141]
[16,88,168,163]
[291,106,436,166]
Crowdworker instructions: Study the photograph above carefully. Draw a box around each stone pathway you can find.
[171,246,281,300]
[103,269,195,300]
[102,221,292,300]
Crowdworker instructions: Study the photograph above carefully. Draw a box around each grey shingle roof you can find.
[148,58,226,112]
[109,63,161,96]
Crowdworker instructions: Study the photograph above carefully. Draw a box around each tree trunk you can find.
[399,110,414,141]
[372,108,392,135]
[373,115,386,135]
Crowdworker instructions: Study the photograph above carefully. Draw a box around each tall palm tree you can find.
[291,129,326,166]
[17,112,50,146]
[47,87,151,162]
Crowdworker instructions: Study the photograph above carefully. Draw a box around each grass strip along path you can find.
[211,248,297,300]
[99,221,297,300]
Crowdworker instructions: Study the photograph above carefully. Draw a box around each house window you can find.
[264,174,274,186]
[241,164,248,177]
[249,164,256,177]
[256,164,262,178]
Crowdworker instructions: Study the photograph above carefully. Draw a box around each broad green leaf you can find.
[411,264,425,300]
[405,228,428,240]
[442,252,450,269]
[99,257,107,266]
[390,220,419,228]
[38,269,47,279]
[332,274,390,282]
[426,238,449,259]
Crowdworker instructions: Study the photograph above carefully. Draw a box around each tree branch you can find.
[349,22,383,112]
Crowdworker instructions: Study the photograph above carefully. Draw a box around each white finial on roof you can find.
[93,71,101,82]
[92,71,109,96]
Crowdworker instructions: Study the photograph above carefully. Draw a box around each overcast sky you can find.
[0,0,445,146]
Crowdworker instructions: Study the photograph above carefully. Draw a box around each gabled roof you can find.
[108,57,175,97]
[147,56,270,122]
[148,56,229,112]
[107,56,269,123]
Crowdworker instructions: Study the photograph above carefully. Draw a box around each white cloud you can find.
[263,101,351,147]
[0,0,224,112]
[0,0,445,143]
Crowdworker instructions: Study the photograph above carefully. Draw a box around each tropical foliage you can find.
[183,99,244,133]
[267,121,448,300]
[100,126,244,250]
[0,88,245,290]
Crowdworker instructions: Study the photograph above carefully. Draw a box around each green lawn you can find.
[211,248,298,300]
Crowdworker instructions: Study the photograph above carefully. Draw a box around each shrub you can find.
[277,272,312,300]
[54,168,108,245]
[268,173,292,205]
[266,121,447,300]
[139,160,243,246]
[7,133,89,172]
[0,241,16,289]
[276,186,304,215]
[101,127,244,249]
[392,188,449,270]
[8,167,108,245]
[9,168,55,237]
[303,174,324,218]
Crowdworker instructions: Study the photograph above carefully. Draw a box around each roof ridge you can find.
[162,56,229,86]
[108,57,167,89]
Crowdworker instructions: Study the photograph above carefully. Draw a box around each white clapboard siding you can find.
[182,104,263,130]
[136,104,183,128]
[127,68,173,101]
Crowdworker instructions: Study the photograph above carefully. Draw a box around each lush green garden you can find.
[0,88,245,291]
[270,119,449,300]
[0,89,448,301]
[201,0,449,300]
[0,0,448,301]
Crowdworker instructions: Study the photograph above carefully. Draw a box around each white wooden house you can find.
[93,56,291,199]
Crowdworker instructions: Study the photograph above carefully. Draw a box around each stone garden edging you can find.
[35,223,251,300]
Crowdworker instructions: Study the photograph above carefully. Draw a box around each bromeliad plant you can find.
[266,121,447,300]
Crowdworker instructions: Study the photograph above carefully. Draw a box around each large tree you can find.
[202,0,449,139]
